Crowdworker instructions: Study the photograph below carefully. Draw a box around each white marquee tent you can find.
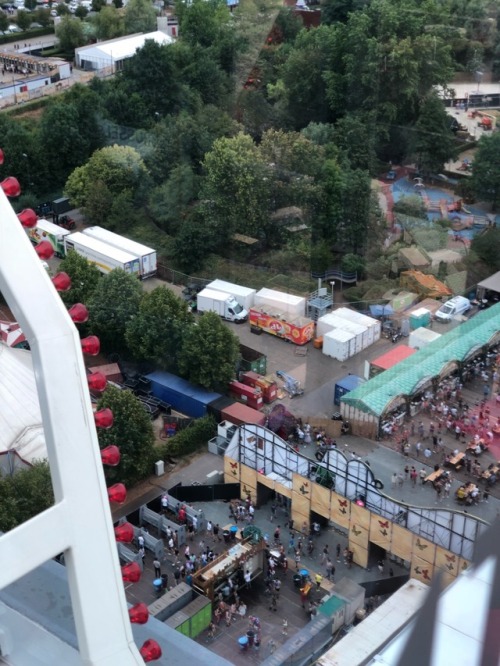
[0,343,46,474]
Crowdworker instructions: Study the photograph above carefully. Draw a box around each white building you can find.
[75,30,174,72]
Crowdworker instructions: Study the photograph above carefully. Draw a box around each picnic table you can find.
[424,468,444,485]
[447,452,465,470]
[466,440,488,456]
[481,464,499,482]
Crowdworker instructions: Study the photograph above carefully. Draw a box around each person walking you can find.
[415,441,422,458]
[153,558,161,578]
[320,544,329,565]
[419,468,427,484]
[315,573,323,590]
[336,544,341,562]
[410,467,418,487]
[213,523,221,541]
[391,472,398,488]
[326,558,335,581]
[138,546,145,563]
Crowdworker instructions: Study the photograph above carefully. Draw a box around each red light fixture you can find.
[114,522,135,543]
[0,176,21,197]
[87,372,107,392]
[121,562,141,583]
[94,407,113,429]
[107,483,127,504]
[81,336,100,356]
[52,272,72,292]
[17,208,37,229]
[100,445,120,466]
[0,148,4,165]
[68,303,89,324]
[35,240,54,260]
[139,639,162,662]
[129,603,149,625]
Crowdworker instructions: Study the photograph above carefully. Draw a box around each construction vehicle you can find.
[276,370,304,398]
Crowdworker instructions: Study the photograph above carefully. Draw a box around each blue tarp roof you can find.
[369,304,394,317]
[336,375,364,391]
[146,371,221,405]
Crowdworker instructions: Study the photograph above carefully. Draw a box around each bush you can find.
[157,415,216,459]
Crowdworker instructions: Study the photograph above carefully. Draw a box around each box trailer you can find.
[146,371,222,418]
[249,308,315,345]
[254,288,306,318]
[334,307,381,343]
[220,402,266,427]
[28,219,70,258]
[197,288,248,322]
[228,380,264,410]
[207,279,256,311]
[323,329,356,361]
[239,344,267,375]
[82,226,157,279]
[317,313,367,352]
[240,370,278,403]
[64,232,141,276]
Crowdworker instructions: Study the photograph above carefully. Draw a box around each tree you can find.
[126,286,192,370]
[97,386,155,487]
[147,163,200,232]
[0,12,8,33]
[34,7,52,26]
[0,462,54,533]
[172,207,220,272]
[178,311,240,390]
[64,144,150,219]
[75,5,88,19]
[16,9,32,31]
[123,0,156,34]
[93,5,123,40]
[200,133,272,240]
[411,92,457,175]
[471,228,500,272]
[55,15,86,52]
[38,87,104,188]
[88,270,142,354]
[471,133,500,210]
[58,249,101,307]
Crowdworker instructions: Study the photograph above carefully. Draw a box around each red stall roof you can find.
[371,345,416,370]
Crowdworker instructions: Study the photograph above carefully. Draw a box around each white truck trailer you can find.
[64,232,141,276]
[207,279,256,311]
[254,288,306,317]
[197,288,248,322]
[28,219,70,258]
[82,226,157,279]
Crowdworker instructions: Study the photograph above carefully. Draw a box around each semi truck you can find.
[207,279,256,311]
[82,226,157,279]
[64,232,141,276]
[197,288,248,322]
[28,219,71,258]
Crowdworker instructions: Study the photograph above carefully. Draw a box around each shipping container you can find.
[146,371,222,418]
[82,226,157,278]
[220,402,266,427]
[206,395,235,422]
[409,327,441,349]
[254,288,306,318]
[240,370,278,403]
[323,329,356,361]
[228,380,264,410]
[317,313,367,352]
[239,344,267,375]
[334,307,381,343]
[334,375,365,405]
[207,279,256,311]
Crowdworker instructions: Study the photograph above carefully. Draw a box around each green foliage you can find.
[34,8,52,27]
[0,12,8,33]
[471,228,500,272]
[471,133,500,209]
[64,144,150,220]
[58,250,101,307]
[341,253,365,275]
[97,386,155,487]
[16,10,32,31]
[123,0,157,35]
[178,311,240,390]
[158,415,216,459]
[173,207,219,271]
[0,462,54,533]
[55,16,86,52]
[75,5,89,19]
[126,286,192,370]
[92,5,124,40]
[411,92,457,174]
[147,164,200,232]
[393,195,426,218]
[88,270,143,354]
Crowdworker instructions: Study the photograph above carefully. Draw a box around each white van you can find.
[435,296,471,323]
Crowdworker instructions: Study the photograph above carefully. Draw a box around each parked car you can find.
[435,296,471,323]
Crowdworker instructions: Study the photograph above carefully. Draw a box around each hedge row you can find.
[157,415,217,460]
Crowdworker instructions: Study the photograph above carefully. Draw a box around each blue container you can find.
[334,374,364,406]
[299,569,309,578]
[238,636,248,651]
[230,526,238,539]
[146,371,221,418]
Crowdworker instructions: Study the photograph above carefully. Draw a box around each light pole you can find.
[330,280,335,308]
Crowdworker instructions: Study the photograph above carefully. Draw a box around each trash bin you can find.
[293,573,302,588]
[238,636,249,651]
[161,574,168,589]
[223,530,230,543]
[246,630,255,647]
[230,526,238,540]
[153,578,162,595]
[299,569,309,585]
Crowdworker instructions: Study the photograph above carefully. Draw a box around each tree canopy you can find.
[0,462,54,533]
[471,133,500,210]
[58,249,101,307]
